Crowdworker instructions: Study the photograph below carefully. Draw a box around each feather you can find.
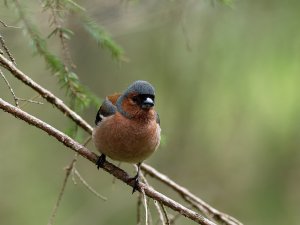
[95,98,117,125]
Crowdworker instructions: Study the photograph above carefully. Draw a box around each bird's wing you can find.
[95,98,117,125]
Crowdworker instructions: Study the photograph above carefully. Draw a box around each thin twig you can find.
[73,168,107,200]
[0,34,16,65]
[154,200,166,225]
[82,136,92,147]
[0,19,9,27]
[48,119,90,225]
[19,94,42,108]
[139,168,155,225]
[71,167,77,185]
[159,202,170,225]
[169,213,181,225]
[70,136,105,200]
[17,98,43,105]
[141,188,149,225]
[0,19,20,29]
[137,193,142,225]
[0,98,217,225]
[0,69,43,108]
[47,133,90,225]
[140,171,165,225]
[0,68,19,107]
[47,158,76,225]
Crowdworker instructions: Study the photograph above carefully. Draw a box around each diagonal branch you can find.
[0,98,216,225]
[0,53,242,225]
[0,54,92,133]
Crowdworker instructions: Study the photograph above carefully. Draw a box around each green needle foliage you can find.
[6,0,125,138]
[81,16,124,60]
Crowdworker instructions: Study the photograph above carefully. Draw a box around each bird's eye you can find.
[132,96,139,103]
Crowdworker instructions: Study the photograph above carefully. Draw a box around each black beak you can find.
[141,97,154,109]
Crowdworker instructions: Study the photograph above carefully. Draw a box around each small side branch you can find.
[73,168,107,201]
[159,202,170,225]
[140,171,166,225]
[169,213,181,225]
[0,69,43,107]
[141,188,149,225]
[137,193,142,225]
[0,19,20,29]
[47,159,76,225]
[0,69,19,107]
[0,33,16,65]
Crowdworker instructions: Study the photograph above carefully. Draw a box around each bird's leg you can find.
[96,154,106,169]
[132,162,141,194]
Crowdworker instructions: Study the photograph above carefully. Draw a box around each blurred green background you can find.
[1,0,300,224]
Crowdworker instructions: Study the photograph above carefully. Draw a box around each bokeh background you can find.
[1,0,300,224]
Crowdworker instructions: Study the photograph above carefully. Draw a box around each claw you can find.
[96,154,106,169]
[132,162,142,194]
[132,175,140,194]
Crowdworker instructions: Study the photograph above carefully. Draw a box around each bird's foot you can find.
[131,174,140,194]
[96,154,106,169]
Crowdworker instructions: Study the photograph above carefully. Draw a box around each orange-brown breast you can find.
[92,112,161,163]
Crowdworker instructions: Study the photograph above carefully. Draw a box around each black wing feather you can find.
[95,99,117,125]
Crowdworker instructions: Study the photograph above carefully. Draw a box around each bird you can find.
[92,80,161,193]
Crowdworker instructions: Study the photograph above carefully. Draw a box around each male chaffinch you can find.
[92,80,161,193]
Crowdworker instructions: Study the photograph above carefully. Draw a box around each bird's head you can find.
[116,80,156,119]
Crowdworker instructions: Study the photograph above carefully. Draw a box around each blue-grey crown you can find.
[124,80,155,96]
[116,80,155,118]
